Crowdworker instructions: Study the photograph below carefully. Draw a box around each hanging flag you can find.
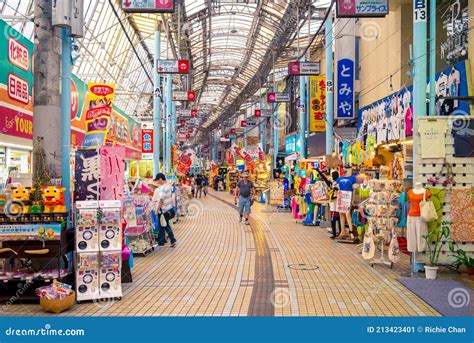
[83,83,115,149]
[309,76,326,132]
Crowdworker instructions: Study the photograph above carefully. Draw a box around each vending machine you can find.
[76,252,100,302]
[99,200,122,251]
[75,201,99,252]
[99,251,122,298]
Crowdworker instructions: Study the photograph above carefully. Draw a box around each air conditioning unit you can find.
[52,0,72,28]
[71,0,85,38]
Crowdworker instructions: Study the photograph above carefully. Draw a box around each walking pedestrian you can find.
[154,173,177,247]
[195,174,204,198]
[236,172,254,225]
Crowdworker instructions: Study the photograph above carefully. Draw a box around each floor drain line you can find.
[288,263,319,271]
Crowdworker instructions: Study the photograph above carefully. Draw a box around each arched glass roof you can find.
[1,0,331,133]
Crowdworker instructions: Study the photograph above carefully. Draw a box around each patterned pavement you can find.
[2,190,444,316]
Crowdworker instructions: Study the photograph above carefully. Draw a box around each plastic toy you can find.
[10,186,33,214]
[42,186,67,213]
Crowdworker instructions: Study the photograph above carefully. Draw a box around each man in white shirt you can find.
[154,173,177,247]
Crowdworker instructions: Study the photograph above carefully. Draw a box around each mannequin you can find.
[407,182,431,252]
[335,169,357,238]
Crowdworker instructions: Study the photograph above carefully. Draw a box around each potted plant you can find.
[422,221,453,279]
[450,247,474,275]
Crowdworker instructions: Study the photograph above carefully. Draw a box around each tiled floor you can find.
[3,190,463,316]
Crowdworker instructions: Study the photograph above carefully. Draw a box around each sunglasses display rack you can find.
[75,200,122,303]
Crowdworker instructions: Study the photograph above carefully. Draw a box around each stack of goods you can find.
[36,280,72,300]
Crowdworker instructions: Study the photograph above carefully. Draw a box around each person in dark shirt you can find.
[236,172,254,225]
[195,174,204,198]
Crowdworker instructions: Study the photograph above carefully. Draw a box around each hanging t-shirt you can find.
[390,114,400,141]
[342,142,349,164]
[435,72,448,115]
[336,175,357,191]
[447,67,460,109]
[419,119,449,158]
[366,135,376,159]
[405,107,413,136]
[452,119,474,157]
[399,112,406,141]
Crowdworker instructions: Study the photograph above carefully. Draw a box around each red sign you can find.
[86,106,112,120]
[0,107,33,139]
[187,91,196,101]
[185,133,191,139]
[71,80,79,120]
[180,119,186,125]
[178,60,189,73]
[141,129,153,153]
[225,133,230,139]
[241,120,247,127]
[90,84,114,96]
[187,128,193,133]
[8,37,29,71]
[267,93,276,103]
[191,109,198,117]
[254,109,261,117]
[230,128,236,134]
[122,0,174,13]
[288,62,300,75]
[8,73,28,105]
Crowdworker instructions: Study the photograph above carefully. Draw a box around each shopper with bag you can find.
[154,173,177,248]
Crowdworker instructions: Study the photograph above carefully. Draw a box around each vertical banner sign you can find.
[83,83,115,148]
[414,0,427,22]
[231,143,256,169]
[74,149,100,201]
[100,146,125,201]
[141,122,153,160]
[0,20,34,140]
[309,76,326,132]
[335,19,356,120]
[176,148,196,175]
[171,145,179,171]
[226,149,235,166]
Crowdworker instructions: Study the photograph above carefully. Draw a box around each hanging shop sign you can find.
[285,134,301,154]
[288,61,320,76]
[440,0,469,64]
[267,92,290,103]
[191,109,198,117]
[156,59,189,74]
[172,91,196,102]
[176,148,196,175]
[254,109,261,117]
[308,75,326,132]
[0,20,34,140]
[83,82,116,148]
[74,149,100,201]
[121,0,175,13]
[336,59,355,119]
[240,120,247,127]
[100,146,125,201]
[336,0,389,18]
[141,122,153,160]
[231,144,256,169]
[245,120,257,127]
[230,128,236,134]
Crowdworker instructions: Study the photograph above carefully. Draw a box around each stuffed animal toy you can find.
[10,186,33,214]
[41,186,67,213]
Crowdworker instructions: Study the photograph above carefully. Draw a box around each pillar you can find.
[299,63,308,159]
[325,13,334,155]
[429,0,436,116]
[153,29,161,175]
[33,0,62,180]
[61,27,72,212]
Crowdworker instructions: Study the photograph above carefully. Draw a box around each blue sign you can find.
[285,134,301,154]
[336,58,355,119]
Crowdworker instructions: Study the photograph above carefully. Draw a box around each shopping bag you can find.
[388,233,400,263]
[420,191,437,222]
[362,227,376,260]
[159,213,167,227]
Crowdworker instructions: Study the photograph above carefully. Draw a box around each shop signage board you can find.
[0,223,62,241]
[231,143,256,169]
[121,0,175,13]
[414,0,427,22]
[288,61,320,76]
[245,121,257,127]
[100,146,125,201]
[156,59,189,74]
[254,109,261,117]
[336,190,352,212]
[308,75,326,132]
[267,92,290,103]
[285,133,301,154]
[74,149,100,201]
[83,82,116,148]
[0,20,34,140]
[141,122,153,160]
[172,91,196,101]
[241,120,247,127]
[191,109,198,117]
[176,148,196,175]
[336,0,389,18]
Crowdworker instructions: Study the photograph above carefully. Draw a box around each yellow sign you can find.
[308,76,326,132]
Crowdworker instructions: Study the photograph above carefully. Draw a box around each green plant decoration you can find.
[422,220,454,267]
[427,188,445,238]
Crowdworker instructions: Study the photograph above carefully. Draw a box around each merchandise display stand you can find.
[75,201,122,303]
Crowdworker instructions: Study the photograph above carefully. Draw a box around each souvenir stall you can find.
[410,116,474,278]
